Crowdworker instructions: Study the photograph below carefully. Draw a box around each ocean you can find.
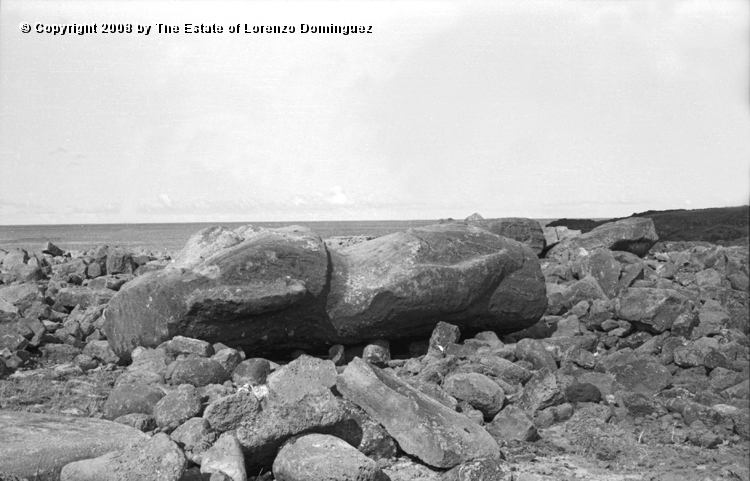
[0,219,559,254]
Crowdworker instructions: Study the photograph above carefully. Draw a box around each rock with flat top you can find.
[337,357,500,469]
[60,432,186,481]
[0,410,148,481]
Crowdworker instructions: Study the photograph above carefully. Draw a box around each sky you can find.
[1,0,748,225]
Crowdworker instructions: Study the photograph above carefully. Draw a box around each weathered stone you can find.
[154,387,203,431]
[106,247,136,275]
[56,286,115,309]
[170,417,211,450]
[168,357,228,387]
[201,431,247,481]
[362,339,391,367]
[547,217,658,261]
[427,322,462,358]
[203,390,260,432]
[329,398,398,461]
[442,372,505,418]
[232,358,271,386]
[615,288,691,333]
[442,458,512,481]
[1,249,28,271]
[235,388,346,467]
[0,410,148,481]
[516,338,557,372]
[564,382,601,403]
[103,383,166,420]
[337,358,499,468]
[460,356,532,385]
[517,370,565,414]
[211,348,244,374]
[583,249,621,298]
[0,283,42,315]
[486,405,540,442]
[267,355,337,402]
[83,340,120,364]
[60,432,186,481]
[103,226,331,360]
[161,336,215,358]
[608,358,673,395]
[42,242,65,257]
[465,217,547,256]
[114,413,156,432]
[272,434,388,481]
[41,344,82,364]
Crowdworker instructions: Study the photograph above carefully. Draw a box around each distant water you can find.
[0,219,559,254]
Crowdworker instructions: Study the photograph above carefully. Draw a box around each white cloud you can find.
[158,194,173,208]
[325,186,350,205]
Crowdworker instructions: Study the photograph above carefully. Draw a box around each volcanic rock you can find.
[337,357,499,469]
[547,217,658,261]
[0,410,148,481]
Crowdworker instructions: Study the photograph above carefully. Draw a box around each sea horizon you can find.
[0,218,603,253]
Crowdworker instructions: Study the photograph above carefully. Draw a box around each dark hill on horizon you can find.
[547,205,749,244]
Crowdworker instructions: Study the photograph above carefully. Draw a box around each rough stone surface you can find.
[154,387,203,431]
[0,410,148,481]
[327,223,547,342]
[168,357,228,387]
[104,226,331,359]
[232,358,271,386]
[547,217,658,261]
[103,383,166,420]
[442,372,505,418]
[608,358,673,395]
[615,288,692,333]
[203,390,260,432]
[442,458,513,481]
[235,388,347,467]
[60,432,186,481]
[266,355,337,402]
[273,434,389,481]
[486,405,540,442]
[337,357,499,469]
[200,431,247,481]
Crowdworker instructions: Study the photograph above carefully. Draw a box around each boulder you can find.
[200,431,247,481]
[337,357,499,469]
[167,357,228,387]
[0,410,148,481]
[272,434,389,481]
[153,387,203,431]
[56,286,115,309]
[465,217,546,256]
[615,288,692,333]
[266,355,338,402]
[485,405,540,442]
[105,223,547,359]
[203,390,260,432]
[1,249,28,271]
[103,226,330,359]
[327,223,547,342]
[102,383,166,420]
[442,458,512,481]
[42,242,65,257]
[60,432,186,481]
[547,217,658,261]
[442,372,505,418]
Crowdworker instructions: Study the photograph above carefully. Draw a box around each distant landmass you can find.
[548,205,750,244]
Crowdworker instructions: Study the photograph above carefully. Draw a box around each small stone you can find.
[272,434,388,481]
[203,390,260,433]
[486,405,540,442]
[564,382,601,403]
[153,387,203,431]
[200,431,247,481]
[362,339,391,367]
[232,358,271,386]
[428,321,461,357]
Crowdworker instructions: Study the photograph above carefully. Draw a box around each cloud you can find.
[325,186,350,205]
[158,194,173,208]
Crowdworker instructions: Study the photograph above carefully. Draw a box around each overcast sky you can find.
[1,0,748,225]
